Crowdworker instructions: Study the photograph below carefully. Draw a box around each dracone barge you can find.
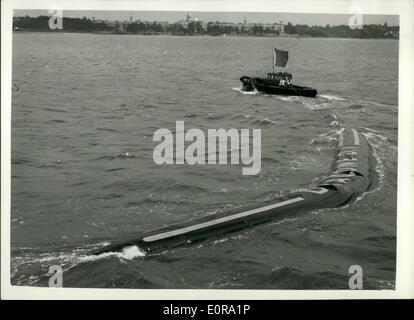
[93,128,373,255]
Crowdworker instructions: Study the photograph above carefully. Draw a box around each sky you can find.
[14,10,399,26]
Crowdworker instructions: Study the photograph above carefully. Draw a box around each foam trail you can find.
[319,94,347,101]
[275,95,301,102]
[232,87,259,95]
[12,243,146,285]
[79,245,146,262]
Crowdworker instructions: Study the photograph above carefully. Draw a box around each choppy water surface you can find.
[11,33,398,289]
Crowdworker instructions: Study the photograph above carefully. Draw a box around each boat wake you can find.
[79,245,147,262]
[232,87,259,95]
[11,243,146,286]
[233,85,349,112]
[319,94,348,101]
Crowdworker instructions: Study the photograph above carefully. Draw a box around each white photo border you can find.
[1,0,413,299]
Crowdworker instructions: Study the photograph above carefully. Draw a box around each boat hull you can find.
[240,76,318,98]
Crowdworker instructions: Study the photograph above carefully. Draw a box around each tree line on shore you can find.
[284,22,398,39]
[13,15,399,39]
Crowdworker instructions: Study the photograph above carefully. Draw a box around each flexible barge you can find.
[93,128,373,255]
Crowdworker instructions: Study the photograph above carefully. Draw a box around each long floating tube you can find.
[93,129,372,255]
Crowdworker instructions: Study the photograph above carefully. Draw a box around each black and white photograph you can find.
[1,0,413,299]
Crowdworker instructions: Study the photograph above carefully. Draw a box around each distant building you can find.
[261,22,284,34]
[158,21,170,29]
[103,16,284,35]
[106,20,127,33]
[176,13,206,32]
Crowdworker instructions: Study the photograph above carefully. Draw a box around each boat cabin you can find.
[267,72,292,81]
[266,72,293,86]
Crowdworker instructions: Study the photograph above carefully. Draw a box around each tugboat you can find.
[240,48,318,98]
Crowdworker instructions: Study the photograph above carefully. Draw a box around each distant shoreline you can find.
[12,30,399,40]
[13,15,399,40]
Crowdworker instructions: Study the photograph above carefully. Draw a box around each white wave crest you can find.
[303,101,333,110]
[79,245,147,262]
[319,94,347,101]
[260,118,277,125]
[232,87,259,95]
[276,95,301,102]
[12,243,147,284]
